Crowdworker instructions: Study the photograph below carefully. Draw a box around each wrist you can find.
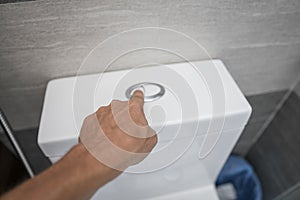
[69,143,121,186]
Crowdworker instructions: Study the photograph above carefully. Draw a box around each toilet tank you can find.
[38,60,251,199]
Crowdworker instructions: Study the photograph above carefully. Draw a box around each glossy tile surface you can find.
[0,141,28,195]
[1,0,300,131]
[247,92,300,199]
[0,128,51,175]
[233,90,287,156]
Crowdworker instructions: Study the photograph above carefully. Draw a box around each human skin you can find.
[0,90,157,200]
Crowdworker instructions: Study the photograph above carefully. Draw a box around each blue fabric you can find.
[216,155,262,200]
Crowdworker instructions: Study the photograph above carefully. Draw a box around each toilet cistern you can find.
[38,60,252,199]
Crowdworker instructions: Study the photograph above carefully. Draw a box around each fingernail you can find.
[131,86,145,96]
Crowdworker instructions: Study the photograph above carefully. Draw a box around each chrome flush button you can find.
[125,82,165,102]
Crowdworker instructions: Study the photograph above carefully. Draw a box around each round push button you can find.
[125,82,165,102]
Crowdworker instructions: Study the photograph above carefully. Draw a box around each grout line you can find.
[289,75,300,95]
[251,90,291,144]
[274,181,300,200]
[252,75,300,145]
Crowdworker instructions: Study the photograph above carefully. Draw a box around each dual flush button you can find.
[125,82,165,103]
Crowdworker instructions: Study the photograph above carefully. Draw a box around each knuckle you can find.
[97,106,107,113]
[111,99,118,104]
[111,99,123,105]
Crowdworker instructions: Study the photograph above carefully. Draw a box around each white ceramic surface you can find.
[38,60,251,199]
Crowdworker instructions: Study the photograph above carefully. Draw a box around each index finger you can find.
[130,89,144,107]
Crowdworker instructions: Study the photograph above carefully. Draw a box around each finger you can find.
[130,89,145,107]
[96,105,109,114]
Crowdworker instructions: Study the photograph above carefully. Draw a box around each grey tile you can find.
[246,90,287,124]
[233,90,287,155]
[275,182,300,200]
[0,0,34,4]
[247,146,286,200]
[0,87,45,132]
[15,129,51,174]
[0,0,300,131]
[0,134,15,154]
[247,92,300,199]
[237,122,264,144]
[0,128,51,175]
[232,142,253,157]
[233,123,263,156]
[293,80,300,99]
[0,141,28,195]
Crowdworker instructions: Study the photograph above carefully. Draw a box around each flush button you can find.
[125,82,165,102]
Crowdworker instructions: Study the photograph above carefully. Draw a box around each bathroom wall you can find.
[0,0,300,155]
[294,80,300,97]
[232,90,288,155]
[246,81,300,199]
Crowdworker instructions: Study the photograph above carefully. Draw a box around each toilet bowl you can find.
[38,60,251,199]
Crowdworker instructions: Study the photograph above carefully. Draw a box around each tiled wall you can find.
[294,79,300,97]
[0,0,33,4]
[247,82,300,199]
[233,90,288,156]
[0,140,28,194]
[1,0,300,132]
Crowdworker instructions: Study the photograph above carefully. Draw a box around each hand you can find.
[0,91,157,200]
[79,90,158,171]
